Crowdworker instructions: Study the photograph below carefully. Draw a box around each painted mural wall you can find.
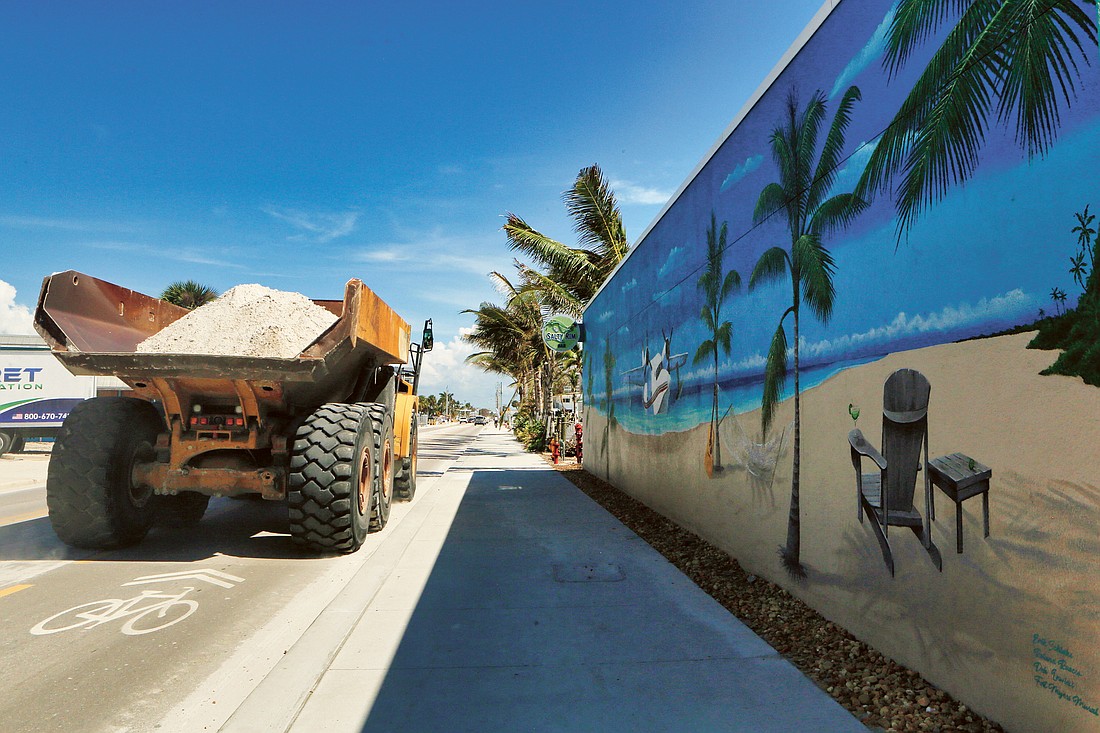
[582,2,1100,731]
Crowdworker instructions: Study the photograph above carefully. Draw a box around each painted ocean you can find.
[601,354,883,436]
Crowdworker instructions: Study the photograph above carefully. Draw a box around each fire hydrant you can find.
[549,436,560,464]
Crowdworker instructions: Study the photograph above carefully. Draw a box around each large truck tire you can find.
[393,417,417,501]
[365,403,395,531]
[287,402,393,553]
[0,431,13,457]
[155,492,210,527]
[46,397,164,549]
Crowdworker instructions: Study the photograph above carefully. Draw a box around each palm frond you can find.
[565,164,628,260]
[748,247,792,290]
[998,0,1096,156]
[503,213,590,275]
[808,85,862,213]
[721,269,742,301]
[715,320,733,354]
[809,192,870,237]
[794,234,837,323]
[863,0,1094,236]
[760,322,790,435]
[753,182,790,225]
[693,338,716,366]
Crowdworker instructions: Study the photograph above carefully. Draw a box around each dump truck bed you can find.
[33,271,411,411]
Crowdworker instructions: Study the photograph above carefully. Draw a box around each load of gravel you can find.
[136,284,339,358]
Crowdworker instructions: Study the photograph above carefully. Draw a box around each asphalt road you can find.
[0,423,482,733]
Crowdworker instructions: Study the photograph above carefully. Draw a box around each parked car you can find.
[472,415,487,425]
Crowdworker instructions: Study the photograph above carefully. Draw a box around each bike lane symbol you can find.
[30,587,199,636]
[30,568,244,636]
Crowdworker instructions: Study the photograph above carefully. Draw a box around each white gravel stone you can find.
[136,284,338,358]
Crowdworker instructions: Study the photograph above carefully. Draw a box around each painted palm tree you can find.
[602,338,616,478]
[749,85,867,578]
[503,164,630,316]
[693,212,741,477]
[1070,252,1088,291]
[857,0,1097,235]
[161,280,218,310]
[1072,204,1096,266]
[1050,286,1065,315]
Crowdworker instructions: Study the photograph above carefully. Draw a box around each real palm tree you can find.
[161,280,218,310]
[463,273,550,416]
[749,85,867,578]
[857,0,1096,236]
[503,164,630,317]
[693,212,742,477]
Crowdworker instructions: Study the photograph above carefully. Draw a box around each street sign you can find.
[542,315,581,352]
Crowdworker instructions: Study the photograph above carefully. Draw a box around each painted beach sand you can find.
[586,332,1100,732]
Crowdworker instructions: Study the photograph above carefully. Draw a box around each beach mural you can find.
[582,1,1100,731]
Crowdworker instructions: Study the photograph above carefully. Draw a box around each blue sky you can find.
[0,0,828,407]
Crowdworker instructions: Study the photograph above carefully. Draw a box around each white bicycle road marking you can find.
[30,587,199,636]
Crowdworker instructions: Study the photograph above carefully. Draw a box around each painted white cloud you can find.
[720,155,764,192]
[611,180,673,206]
[621,278,638,294]
[830,2,898,98]
[263,207,359,242]
[597,309,615,323]
[0,280,34,335]
[657,246,684,279]
[802,288,1035,360]
[828,138,878,197]
[683,289,1035,383]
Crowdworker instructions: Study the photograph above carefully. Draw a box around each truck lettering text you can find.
[2,367,44,383]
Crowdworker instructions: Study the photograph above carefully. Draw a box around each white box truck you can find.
[0,334,126,456]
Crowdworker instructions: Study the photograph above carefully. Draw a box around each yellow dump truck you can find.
[33,270,432,553]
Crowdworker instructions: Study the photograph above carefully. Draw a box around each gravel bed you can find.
[545,459,1005,733]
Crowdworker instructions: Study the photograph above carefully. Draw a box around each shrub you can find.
[512,409,547,452]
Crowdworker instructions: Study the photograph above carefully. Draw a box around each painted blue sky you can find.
[586,0,1100,419]
[0,0,828,407]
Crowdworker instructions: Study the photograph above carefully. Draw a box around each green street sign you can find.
[542,315,581,352]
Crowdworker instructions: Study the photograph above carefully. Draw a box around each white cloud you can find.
[720,155,764,192]
[0,280,34,335]
[85,240,244,269]
[621,278,638,293]
[349,229,501,276]
[610,180,673,206]
[418,331,505,408]
[830,2,898,98]
[263,207,359,242]
[355,248,408,263]
[597,309,615,323]
[0,214,143,234]
[658,246,684,279]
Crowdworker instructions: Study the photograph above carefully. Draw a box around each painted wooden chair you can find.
[848,368,942,576]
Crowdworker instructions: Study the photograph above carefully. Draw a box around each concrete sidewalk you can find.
[229,428,864,733]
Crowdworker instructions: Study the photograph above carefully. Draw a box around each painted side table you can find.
[927,453,992,554]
